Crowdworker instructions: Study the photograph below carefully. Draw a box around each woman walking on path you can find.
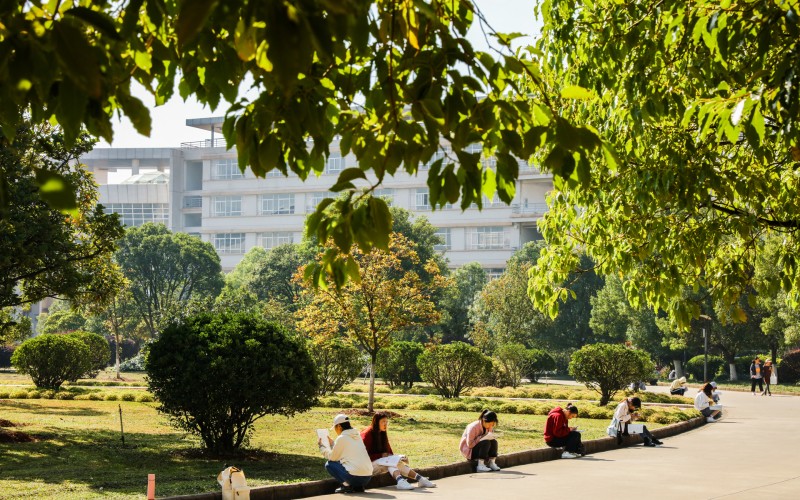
[761,360,773,396]
[361,412,436,490]
[544,403,585,458]
[459,410,502,472]
[750,357,764,395]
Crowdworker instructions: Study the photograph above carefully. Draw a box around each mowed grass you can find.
[0,370,147,388]
[0,398,635,499]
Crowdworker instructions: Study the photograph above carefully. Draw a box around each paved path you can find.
[317,387,800,499]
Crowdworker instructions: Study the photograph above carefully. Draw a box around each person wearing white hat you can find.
[319,414,373,493]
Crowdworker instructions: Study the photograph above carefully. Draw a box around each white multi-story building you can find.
[83,117,553,273]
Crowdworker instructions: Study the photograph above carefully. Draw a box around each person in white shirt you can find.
[319,414,374,493]
[612,397,663,447]
[695,383,722,422]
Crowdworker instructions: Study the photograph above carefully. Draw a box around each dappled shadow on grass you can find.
[0,427,326,497]
[1,400,108,417]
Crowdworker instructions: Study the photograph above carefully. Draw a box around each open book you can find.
[375,454,406,467]
[316,429,331,452]
[479,431,497,441]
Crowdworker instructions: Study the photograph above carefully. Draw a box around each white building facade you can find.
[82,117,552,273]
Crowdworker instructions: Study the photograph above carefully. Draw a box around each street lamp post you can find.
[703,327,708,382]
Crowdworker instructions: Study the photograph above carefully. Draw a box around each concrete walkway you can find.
[318,387,800,499]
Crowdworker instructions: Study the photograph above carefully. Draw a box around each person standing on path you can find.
[459,410,502,472]
[612,397,663,447]
[750,357,764,395]
[544,403,585,458]
[361,412,436,490]
[761,360,773,396]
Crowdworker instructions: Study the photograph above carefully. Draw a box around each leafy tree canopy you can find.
[0,124,123,310]
[531,0,800,328]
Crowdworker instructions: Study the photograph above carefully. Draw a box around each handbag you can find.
[606,417,619,438]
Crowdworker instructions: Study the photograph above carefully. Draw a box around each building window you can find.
[256,232,294,249]
[258,194,295,215]
[103,203,169,227]
[306,191,335,212]
[420,147,448,171]
[326,153,344,174]
[415,188,430,210]
[469,226,507,249]
[213,196,242,217]
[483,193,505,208]
[486,268,505,281]
[373,188,394,206]
[213,233,245,254]
[211,159,244,180]
[434,227,451,251]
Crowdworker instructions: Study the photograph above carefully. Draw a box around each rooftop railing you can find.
[181,138,227,148]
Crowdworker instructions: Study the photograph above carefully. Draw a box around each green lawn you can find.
[0,398,637,499]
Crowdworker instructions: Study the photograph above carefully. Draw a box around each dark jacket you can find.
[762,364,773,380]
[750,361,762,378]
[544,407,570,442]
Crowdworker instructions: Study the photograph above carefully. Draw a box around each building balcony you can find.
[510,203,548,216]
[181,138,227,148]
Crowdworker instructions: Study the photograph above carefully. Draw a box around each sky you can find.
[100,0,538,149]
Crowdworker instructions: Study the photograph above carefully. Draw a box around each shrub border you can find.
[160,415,705,500]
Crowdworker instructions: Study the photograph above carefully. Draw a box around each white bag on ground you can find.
[217,466,251,500]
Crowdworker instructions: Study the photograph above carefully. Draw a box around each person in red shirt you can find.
[543,403,585,458]
[360,412,436,490]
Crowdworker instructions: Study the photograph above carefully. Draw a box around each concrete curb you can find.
[160,416,704,500]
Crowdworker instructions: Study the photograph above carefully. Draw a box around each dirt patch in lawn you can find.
[0,428,35,443]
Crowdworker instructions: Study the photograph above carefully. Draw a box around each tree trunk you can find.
[673,359,684,379]
[729,363,738,381]
[115,332,122,379]
[368,354,376,413]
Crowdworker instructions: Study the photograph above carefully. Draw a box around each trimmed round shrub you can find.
[9,390,29,399]
[68,331,110,379]
[569,343,655,406]
[136,393,155,403]
[685,355,725,382]
[120,393,137,402]
[11,334,91,389]
[104,393,119,401]
[779,350,800,384]
[418,342,492,398]
[376,341,424,390]
[309,339,363,396]
[55,391,74,400]
[146,313,319,454]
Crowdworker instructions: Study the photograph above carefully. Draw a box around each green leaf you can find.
[53,21,102,99]
[65,7,121,40]
[419,99,445,125]
[118,94,152,137]
[368,197,392,250]
[34,169,79,215]
[560,85,594,100]
[55,79,87,145]
[750,106,765,144]
[176,0,219,48]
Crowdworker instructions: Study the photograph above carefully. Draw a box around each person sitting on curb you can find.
[544,403,586,458]
[459,410,502,472]
[709,381,721,403]
[361,411,436,490]
[612,396,663,447]
[669,376,689,396]
[319,414,373,493]
[695,383,722,423]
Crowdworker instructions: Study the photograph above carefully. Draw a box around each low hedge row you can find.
[344,383,690,405]
[0,388,154,402]
[318,394,700,425]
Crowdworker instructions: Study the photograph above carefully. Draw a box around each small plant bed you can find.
[0,398,671,499]
[341,382,691,405]
[0,386,154,402]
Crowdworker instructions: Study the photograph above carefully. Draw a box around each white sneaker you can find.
[706,417,716,423]
[561,451,579,459]
[396,478,415,490]
[476,463,492,472]
[487,460,501,471]
[417,476,437,488]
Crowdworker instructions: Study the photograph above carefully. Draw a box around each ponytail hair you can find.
[565,403,579,415]
[479,409,499,424]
